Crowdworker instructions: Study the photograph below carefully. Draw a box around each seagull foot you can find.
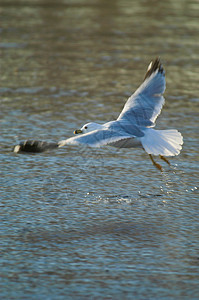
[149,154,163,172]
[160,155,170,165]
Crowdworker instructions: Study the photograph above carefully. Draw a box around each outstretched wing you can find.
[58,129,133,148]
[117,58,166,127]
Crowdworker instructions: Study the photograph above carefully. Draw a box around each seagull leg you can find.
[159,155,170,166]
[149,154,163,171]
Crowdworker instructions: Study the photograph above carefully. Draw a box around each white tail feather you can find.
[140,128,183,156]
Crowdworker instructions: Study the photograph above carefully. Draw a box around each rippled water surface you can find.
[1,0,199,299]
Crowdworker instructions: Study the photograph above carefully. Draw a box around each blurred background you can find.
[0,0,199,299]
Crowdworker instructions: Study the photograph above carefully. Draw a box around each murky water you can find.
[0,0,199,299]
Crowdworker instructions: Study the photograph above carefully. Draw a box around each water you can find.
[0,0,199,299]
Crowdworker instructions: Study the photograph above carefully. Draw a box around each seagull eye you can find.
[84,126,87,129]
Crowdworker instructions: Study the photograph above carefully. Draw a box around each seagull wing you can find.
[117,58,166,127]
[58,129,134,148]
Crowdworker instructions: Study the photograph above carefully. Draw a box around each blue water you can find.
[0,0,199,299]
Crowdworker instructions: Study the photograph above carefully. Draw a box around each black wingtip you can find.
[144,58,164,80]
[13,140,58,153]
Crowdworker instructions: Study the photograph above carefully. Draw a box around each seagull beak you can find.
[74,129,82,134]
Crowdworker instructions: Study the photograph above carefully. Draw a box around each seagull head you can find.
[74,122,103,134]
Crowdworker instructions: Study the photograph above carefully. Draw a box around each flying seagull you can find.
[13,58,183,171]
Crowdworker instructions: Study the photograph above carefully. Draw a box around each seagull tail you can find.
[140,128,183,156]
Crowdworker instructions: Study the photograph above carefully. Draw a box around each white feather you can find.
[140,128,183,156]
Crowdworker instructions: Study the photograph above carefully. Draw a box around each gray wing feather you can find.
[117,59,165,127]
[59,129,134,148]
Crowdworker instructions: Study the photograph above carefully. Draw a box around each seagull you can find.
[14,58,183,171]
